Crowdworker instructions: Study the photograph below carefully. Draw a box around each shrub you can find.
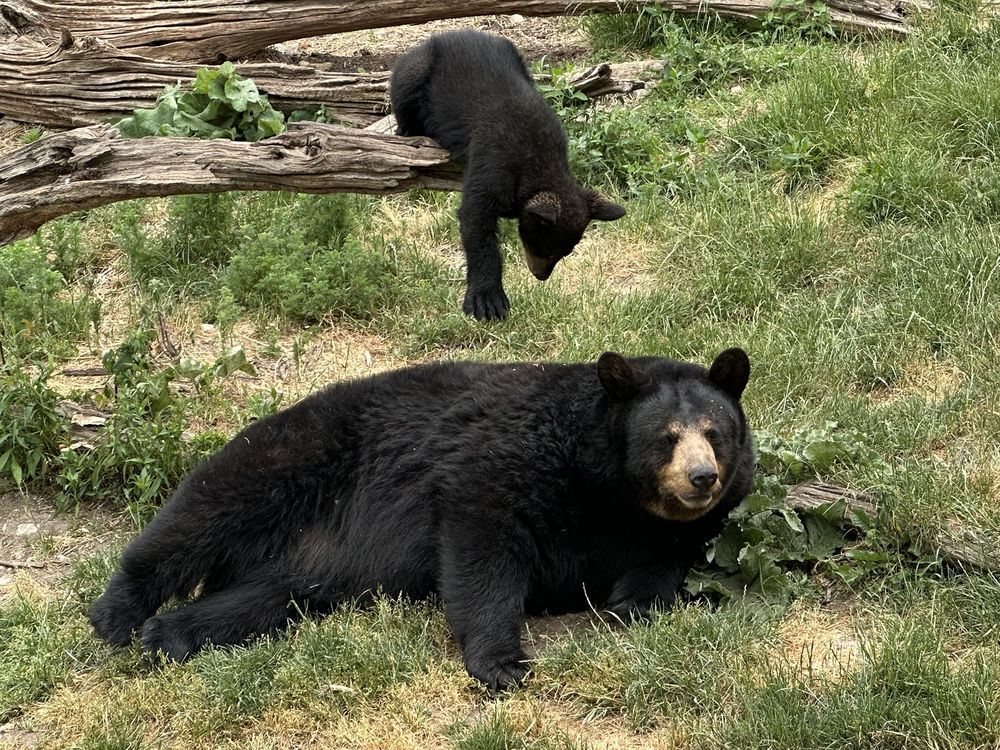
[0,241,99,358]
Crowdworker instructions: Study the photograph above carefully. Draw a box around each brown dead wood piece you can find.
[0,34,658,129]
[60,367,108,377]
[1,0,918,63]
[0,559,46,569]
[786,481,1000,572]
[0,35,391,128]
[0,121,462,245]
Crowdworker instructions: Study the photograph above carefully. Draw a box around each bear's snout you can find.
[523,247,557,281]
[687,466,719,493]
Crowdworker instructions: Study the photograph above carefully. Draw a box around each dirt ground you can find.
[268,15,590,71]
[0,491,124,599]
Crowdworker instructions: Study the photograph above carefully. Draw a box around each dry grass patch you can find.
[776,603,862,683]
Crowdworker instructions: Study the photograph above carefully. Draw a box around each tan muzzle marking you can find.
[656,426,722,509]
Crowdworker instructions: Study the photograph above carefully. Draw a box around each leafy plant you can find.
[756,421,880,482]
[760,0,836,40]
[0,240,100,359]
[686,423,881,603]
[165,346,257,393]
[114,62,285,142]
[223,229,397,324]
[0,366,67,488]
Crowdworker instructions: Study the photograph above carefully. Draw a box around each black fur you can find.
[389,30,626,321]
[90,350,754,690]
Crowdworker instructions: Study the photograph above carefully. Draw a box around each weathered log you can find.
[0,0,917,63]
[786,481,1000,572]
[0,122,462,245]
[0,34,659,129]
[0,35,390,128]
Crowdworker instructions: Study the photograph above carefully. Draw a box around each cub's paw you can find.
[140,616,197,663]
[89,590,147,646]
[463,286,510,322]
[465,650,530,691]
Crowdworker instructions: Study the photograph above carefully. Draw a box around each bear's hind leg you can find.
[140,573,301,662]
[91,485,268,647]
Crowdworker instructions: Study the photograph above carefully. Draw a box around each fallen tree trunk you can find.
[0,122,461,245]
[786,481,1000,572]
[0,34,659,128]
[1,0,917,63]
[0,35,391,128]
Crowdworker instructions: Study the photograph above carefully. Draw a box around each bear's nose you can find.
[688,468,718,492]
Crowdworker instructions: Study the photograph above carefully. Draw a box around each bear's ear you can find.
[586,191,626,222]
[708,348,751,400]
[525,192,561,224]
[597,352,651,402]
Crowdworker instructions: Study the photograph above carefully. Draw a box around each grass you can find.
[3,4,1000,748]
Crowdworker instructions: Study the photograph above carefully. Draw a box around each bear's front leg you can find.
[604,560,689,623]
[439,520,530,689]
[457,175,511,322]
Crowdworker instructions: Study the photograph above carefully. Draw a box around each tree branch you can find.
[1,0,917,63]
[0,122,461,245]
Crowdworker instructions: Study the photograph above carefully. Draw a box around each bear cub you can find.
[90,348,754,690]
[390,30,626,321]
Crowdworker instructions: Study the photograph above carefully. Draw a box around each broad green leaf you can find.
[224,73,260,112]
[212,347,257,379]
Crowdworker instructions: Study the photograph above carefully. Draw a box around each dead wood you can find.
[0,34,657,129]
[0,121,461,245]
[0,35,390,128]
[0,559,46,569]
[1,0,917,63]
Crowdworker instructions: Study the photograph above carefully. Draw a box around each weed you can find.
[20,126,45,143]
[0,240,100,359]
[0,365,67,488]
[121,194,235,287]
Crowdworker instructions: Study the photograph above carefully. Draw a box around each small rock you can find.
[730,84,744,95]
[510,14,526,24]
[15,523,39,537]
[200,323,217,335]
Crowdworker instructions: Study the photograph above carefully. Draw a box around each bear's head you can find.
[517,188,626,282]
[597,348,752,522]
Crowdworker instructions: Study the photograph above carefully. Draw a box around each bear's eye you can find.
[704,427,721,442]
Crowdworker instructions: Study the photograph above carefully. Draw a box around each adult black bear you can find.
[389,31,627,321]
[90,348,754,690]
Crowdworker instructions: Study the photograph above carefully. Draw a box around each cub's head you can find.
[517,188,625,282]
[598,348,752,522]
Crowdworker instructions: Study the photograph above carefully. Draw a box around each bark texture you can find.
[0,122,461,245]
[1,0,916,63]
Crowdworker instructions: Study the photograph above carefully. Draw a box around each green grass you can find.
[3,5,1000,748]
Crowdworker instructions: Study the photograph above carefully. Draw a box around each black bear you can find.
[90,348,754,690]
[389,30,627,321]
